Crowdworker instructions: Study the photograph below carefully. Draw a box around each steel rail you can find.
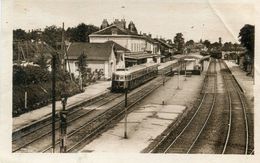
[220,60,249,154]
[12,92,117,142]
[186,65,217,153]
[41,77,166,152]
[219,61,232,154]
[12,94,121,152]
[162,60,216,153]
[223,61,249,154]
[67,79,163,152]
[148,63,210,153]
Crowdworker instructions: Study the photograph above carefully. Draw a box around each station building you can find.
[66,41,129,79]
[89,19,161,67]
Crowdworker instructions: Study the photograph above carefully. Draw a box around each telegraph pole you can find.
[51,55,57,153]
[177,60,181,90]
[184,61,187,81]
[60,95,68,153]
[124,77,128,139]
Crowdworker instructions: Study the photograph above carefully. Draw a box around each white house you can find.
[89,19,161,67]
[66,41,129,79]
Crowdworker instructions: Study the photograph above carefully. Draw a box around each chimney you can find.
[113,19,125,29]
[148,34,152,38]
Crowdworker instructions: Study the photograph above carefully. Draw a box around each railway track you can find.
[219,60,249,154]
[13,76,169,153]
[41,76,169,153]
[149,59,217,153]
[12,92,122,152]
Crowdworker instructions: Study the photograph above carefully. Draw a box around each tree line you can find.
[13,23,99,48]
[173,24,254,54]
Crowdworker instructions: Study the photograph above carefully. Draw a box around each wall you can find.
[66,60,106,78]
[90,35,147,53]
[66,60,79,77]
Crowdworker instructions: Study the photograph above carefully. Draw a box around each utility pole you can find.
[61,22,65,70]
[184,60,187,81]
[51,55,57,153]
[162,72,165,105]
[177,60,181,90]
[60,95,68,153]
[124,78,128,139]
[61,22,73,81]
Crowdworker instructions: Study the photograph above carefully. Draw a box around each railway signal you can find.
[60,96,68,153]
[60,110,68,152]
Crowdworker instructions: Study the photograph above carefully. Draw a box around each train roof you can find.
[114,63,159,76]
[158,60,178,69]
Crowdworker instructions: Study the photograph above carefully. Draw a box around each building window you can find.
[112,28,118,35]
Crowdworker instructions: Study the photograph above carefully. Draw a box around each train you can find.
[158,61,178,76]
[111,63,159,92]
[111,60,201,92]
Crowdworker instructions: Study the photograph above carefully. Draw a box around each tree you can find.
[222,42,233,51]
[210,42,221,50]
[239,24,254,58]
[239,24,255,76]
[233,43,239,51]
[42,25,62,48]
[174,33,185,53]
[34,53,49,70]
[77,51,88,91]
[66,23,99,42]
[203,40,211,49]
[28,29,42,41]
[13,29,28,41]
[185,40,194,46]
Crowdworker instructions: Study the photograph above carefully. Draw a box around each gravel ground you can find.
[224,60,254,153]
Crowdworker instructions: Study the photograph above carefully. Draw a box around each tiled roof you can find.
[125,52,159,59]
[91,25,140,36]
[67,41,129,61]
[154,38,173,48]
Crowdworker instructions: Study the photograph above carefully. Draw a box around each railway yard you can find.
[12,58,254,154]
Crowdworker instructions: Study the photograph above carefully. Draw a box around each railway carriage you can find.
[158,61,178,76]
[111,63,159,92]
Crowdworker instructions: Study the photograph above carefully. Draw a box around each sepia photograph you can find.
[0,0,258,161]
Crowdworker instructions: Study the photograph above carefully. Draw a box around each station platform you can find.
[12,59,207,133]
[224,60,254,111]
[13,81,111,131]
[80,72,205,152]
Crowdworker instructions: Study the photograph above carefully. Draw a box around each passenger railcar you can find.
[158,61,178,76]
[111,63,159,92]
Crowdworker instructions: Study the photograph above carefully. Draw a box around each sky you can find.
[13,0,254,43]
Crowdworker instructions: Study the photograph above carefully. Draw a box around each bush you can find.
[13,65,81,117]
[13,65,51,85]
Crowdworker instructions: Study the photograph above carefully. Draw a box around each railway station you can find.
[6,1,254,158]
[11,53,254,154]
